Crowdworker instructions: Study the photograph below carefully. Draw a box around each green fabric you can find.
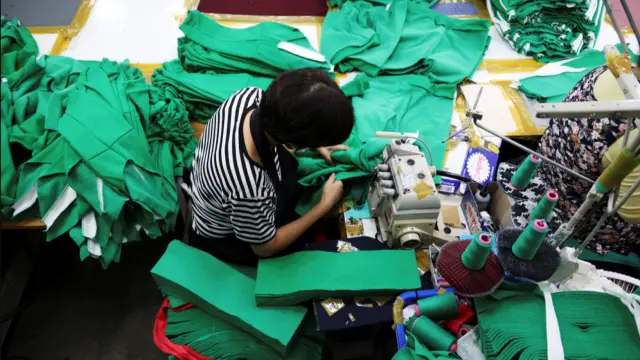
[178,10,330,77]
[165,305,323,360]
[321,0,490,82]
[152,59,272,123]
[518,44,640,102]
[0,120,17,218]
[489,0,606,62]
[295,75,455,214]
[2,50,193,267]
[255,249,421,306]
[392,333,459,360]
[1,16,38,77]
[475,286,640,360]
[151,240,308,354]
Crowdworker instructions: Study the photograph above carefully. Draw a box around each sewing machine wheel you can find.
[399,232,421,249]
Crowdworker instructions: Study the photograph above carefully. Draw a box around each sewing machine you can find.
[368,135,457,249]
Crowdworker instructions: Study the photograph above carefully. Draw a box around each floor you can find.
[3,232,170,360]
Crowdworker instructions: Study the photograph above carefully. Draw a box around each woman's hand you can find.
[320,174,344,211]
[316,145,349,165]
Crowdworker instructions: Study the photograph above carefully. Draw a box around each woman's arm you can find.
[251,174,343,257]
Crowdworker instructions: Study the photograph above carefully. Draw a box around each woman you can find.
[535,64,640,255]
[189,68,355,265]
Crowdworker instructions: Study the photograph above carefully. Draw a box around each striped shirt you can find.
[190,88,280,244]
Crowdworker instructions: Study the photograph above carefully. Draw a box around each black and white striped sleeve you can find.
[229,190,277,244]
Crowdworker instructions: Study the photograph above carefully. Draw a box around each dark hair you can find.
[259,68,355,149]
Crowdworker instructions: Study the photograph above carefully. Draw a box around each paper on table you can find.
[461,84,518,136]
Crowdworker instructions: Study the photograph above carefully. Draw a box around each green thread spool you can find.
[530,189,559,221]
[510,155,542,190]
[407,315,457,353]
[414,292,459,320]
[512,219,550,261]
[461,232,494,270]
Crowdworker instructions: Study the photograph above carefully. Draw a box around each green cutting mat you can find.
[255,250,421,306]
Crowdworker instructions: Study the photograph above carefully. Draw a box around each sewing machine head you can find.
[368,139,449,249]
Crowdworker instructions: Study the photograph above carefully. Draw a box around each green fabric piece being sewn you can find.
[295,75,455,215]
[165,301,323,360]
[152,59,272,123]
[475,286,640,360]
[321,0,490,82]
[178,10,331,77]
[1,16,38,77]
[151,240,308,354]
[255,249,421,306]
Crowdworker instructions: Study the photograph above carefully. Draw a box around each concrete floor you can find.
[4,233,170,360]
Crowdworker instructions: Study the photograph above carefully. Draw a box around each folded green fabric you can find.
[517,44,640,102]
[1,16,38,77]
[152,240,308,354]
[152,59,272,123]
[0,120,17,218]
[489,0,605,62]
[255,249,421,306]
[165,305,323,360]
[321,0,490,82]
[179,10,330,77]
[295,75,455,215]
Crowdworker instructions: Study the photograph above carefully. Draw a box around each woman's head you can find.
[259,68,355,149]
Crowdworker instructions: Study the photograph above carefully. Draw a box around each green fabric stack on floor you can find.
[516,44,640,102]
[1,18,196,267]
[152,10,330,123]
[255,249,421,306]
[153,241,320,359]
[488,0,605,62]
[475,285,640,359]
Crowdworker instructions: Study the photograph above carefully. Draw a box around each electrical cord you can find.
[435,170,479,187]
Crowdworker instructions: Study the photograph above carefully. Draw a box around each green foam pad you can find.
[151,240,308,354]
[255,250,421,306]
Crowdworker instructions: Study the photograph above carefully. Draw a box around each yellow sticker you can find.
[413,181,433,200]
[437,288,447,295]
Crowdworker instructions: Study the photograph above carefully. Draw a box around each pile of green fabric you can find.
[153,241,322,359]
[1,16,38,76]
[392,333,459,360]
[1,18,196,267]
[516,44,640,102]
[152,10,330,123]
[475,285,640,359]
[488,0,605,62]
[322,0,491,81]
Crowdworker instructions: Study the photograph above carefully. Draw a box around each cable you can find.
[436,170,478,187]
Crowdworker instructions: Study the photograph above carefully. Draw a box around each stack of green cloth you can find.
[475,285,640,359]
[152,59,272,123]
[164,303,323,360]
[321,0,491,82]
[516,44,640,102]
[255,249,421,306]
[178,10,330,77]
[1,18,196,267]
[488,0,605,62]
[153,241,314,358]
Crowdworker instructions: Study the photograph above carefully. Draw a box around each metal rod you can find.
[603,0,629,56]
[576,207,609,256]
[619,0,640,47]
[441,87,484,143]
[473,118,596,184]
[609,174,640,215]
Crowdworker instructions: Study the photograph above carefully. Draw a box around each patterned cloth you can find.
[516,65,639,255]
